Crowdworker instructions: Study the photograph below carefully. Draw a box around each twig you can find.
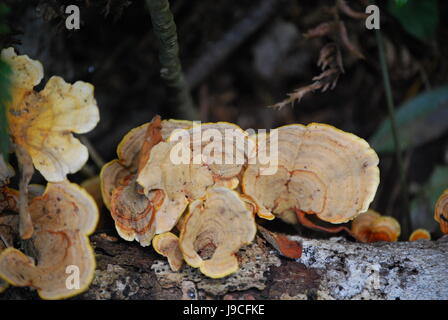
[375,28,412,238]
[146,0,198,120]
[80,136,105,169]
[185,0,276,89]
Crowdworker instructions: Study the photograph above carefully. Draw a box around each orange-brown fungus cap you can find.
[409,229,431,241]
[152,232,183,271]
[110,179,163,246]
[435,189,448,234]
[351,209,381,242]
[102,118,191,245]
[2,48,99,182]
[242,123,380,224]
[369,216,401,242]
[0,181,98,299]
[179,187,256,278]
[137,122,248,234]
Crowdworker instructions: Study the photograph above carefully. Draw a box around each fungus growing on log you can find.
[179,187,256,278]
[409,229,431,241]
[242,123,380,225]
[1,48,100,183]
[435,189,448,234]
[0,181,98,299]
[101,116,191,245]
[137,122,249,234]
[152,232,183,271]
[351,209,381,242]
[369,216,401,242]
[351,210,401,242]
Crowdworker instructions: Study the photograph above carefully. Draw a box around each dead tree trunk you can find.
[1,234,447,300]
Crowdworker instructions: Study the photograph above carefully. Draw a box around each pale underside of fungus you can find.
[242,123,380,225]
[1,47,100,183]
[179,187,256,278]
[152,232,184,272]
[0,181,98,300]
[101,117,192,246]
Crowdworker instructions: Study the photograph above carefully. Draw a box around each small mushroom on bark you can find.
[242,123,379,225]
[152,232,184,271]
[435,189,448,234]
[409,229,431,241]
[351,209,381,242]
[0,181,98,299]
[179,187,256,278]
[351,210,400,242]
[369,216,401,242]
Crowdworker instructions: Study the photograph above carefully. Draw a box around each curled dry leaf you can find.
[179,187,256,278]
[242,123,379,225]
[435,189,448,234]
[0,181,98,299]
[152,232,183,272]
[257,225,301,259]
[409,229,431,241]
[1,47,99,182]
[137,122,250,234]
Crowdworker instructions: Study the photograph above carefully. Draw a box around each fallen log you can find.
[1,234,447,300]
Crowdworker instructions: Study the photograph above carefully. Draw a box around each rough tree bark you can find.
[1,234,447,300]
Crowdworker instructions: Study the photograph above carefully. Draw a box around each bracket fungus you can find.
[351,210,401,242]
[152,232,183,272]
[0,181,98,299]
[137,122,249,235]
[409,229,431,241]
[101,116,191,245]
[435,189,448,234]
[179,187,256,278]
[242,123,379,225]
[1,47,99,183]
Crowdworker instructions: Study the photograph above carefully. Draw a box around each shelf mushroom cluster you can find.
[0,48,100,299]
[102,116,381,278]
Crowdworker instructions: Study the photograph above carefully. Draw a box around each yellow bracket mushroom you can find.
[1,47,100,183]
[152,232,184,272]
[0,181,99,300]
[179,187,256,278]
[101,116,191,246]
[137,122,249,235]
[242,123,380,225]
